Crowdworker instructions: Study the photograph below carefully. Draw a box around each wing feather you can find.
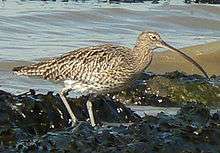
[13,44,132,82]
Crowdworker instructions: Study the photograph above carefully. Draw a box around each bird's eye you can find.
[150,35,157,40]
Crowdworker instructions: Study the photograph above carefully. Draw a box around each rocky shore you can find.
[7,0,220,4]
[185,0,220,4]
[0,71,220,152]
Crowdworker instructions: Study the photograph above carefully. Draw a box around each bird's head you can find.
[137,31,163,50]
[136,31,209,79]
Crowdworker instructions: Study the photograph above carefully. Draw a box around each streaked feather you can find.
[13,33,153,92]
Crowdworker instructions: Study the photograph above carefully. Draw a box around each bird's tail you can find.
[12,62,47,76]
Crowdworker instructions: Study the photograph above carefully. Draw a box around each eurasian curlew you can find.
[13,31,209,126]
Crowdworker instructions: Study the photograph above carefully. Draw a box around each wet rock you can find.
[27,0,167,3]
[212,111,220,121]
[109,0,145,3]
[70,95,140,124]
[185,0,220,4]
[1,71,220,152]
[128,103,220,153]
[0,89,140,149]
[1,102,220,152]
[112,71,220,106]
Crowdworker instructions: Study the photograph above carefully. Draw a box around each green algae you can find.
[112,71,220,106]
[148,76,220,105]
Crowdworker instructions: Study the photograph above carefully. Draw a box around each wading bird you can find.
[13,31,208,126]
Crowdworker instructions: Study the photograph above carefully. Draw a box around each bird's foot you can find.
[70,120,97,131]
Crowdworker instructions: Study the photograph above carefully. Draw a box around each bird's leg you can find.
[86,93,98,127]
[86,100,96,127]
[59,87,77,126]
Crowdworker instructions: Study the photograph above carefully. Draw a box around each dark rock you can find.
[1,71,220,152]
[185,0,220,4]
[0,89,140,130]
[111,71,220,106]
[0,89,140,152]
[18,0,166,3]
[212,111,220,121]
[152,0,159,4]
[13,103,220,152]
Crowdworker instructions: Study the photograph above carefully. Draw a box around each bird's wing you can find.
[47,44,132,81]
[13,44,132,81]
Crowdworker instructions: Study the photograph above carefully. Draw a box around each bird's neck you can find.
[132,41,153,72]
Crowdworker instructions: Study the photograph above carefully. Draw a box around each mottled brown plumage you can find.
[13,32,154,93]
[13,31,208,126]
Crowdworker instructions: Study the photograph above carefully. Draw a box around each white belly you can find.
[63,79,102,96]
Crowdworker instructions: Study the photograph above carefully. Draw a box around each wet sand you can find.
[149,40,220,76]
[0,60,33,71]
[1,41,219,76]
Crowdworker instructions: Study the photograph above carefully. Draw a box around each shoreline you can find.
[1,88,220,152]
[0,41,220,75]
[150,41,220,76]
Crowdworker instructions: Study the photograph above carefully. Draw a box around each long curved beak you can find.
[158,41,209,79]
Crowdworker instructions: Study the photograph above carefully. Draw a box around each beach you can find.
[150,40,220,76]
[0,1,220,152]
[1,40,219,79]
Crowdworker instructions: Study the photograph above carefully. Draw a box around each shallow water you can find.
[129,106,220,117]
[0,0,220,94]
